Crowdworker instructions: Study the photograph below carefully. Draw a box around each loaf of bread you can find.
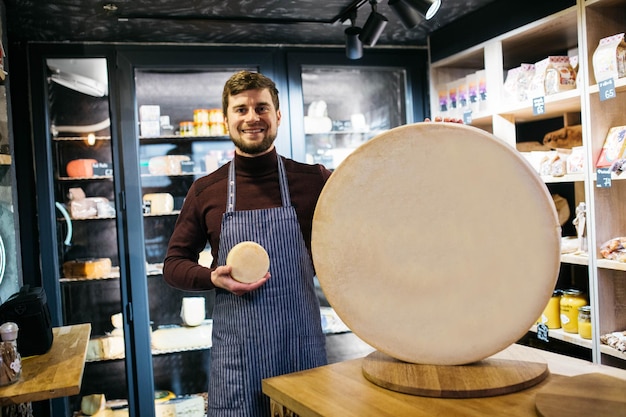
[543,125,583,149]
[63,258,112,279]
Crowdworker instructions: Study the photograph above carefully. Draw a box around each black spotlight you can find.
[388,0,422,29]
[414,0,442,19]
[345,26,363,60]
[388,0,441,29]
[359,10,388,46]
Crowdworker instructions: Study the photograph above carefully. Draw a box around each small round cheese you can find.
[226,241,270,284]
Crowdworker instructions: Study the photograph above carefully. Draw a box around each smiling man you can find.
[163,70,332,417]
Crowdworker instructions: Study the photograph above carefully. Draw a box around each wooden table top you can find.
[262,344,626,417]
[0,323,91,406]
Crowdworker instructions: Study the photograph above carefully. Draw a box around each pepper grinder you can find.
[0,321,22,386]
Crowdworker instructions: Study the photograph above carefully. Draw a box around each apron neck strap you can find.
[227,155,291,213]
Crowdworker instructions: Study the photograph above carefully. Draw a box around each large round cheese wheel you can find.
[226,241,270,284]
[312,122,561,365]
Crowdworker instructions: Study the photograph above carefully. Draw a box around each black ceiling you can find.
[3,0,500,47]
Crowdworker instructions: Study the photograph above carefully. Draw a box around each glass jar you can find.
[578,305,592,339]
[560,289,587,333]
[179,121,195,136]
[0,322,22,386]
[538,289,563,329]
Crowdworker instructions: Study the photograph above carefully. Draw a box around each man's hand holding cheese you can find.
[210,265,270,297]
[211,241,271,296]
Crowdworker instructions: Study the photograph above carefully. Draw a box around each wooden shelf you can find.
[53,136,111,142]
[561,253,589,266]
[498,89,581,123]
[430,0,626,369]
[597,258,626,271]
[542,172,586,183]
[530,325,592,350]
[601,344,626,361]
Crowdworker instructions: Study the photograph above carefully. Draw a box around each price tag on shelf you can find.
[536,323,549,343]
[462,109,472,125]
[532,97,545,116]
[597,167,612,188]
[598,78,616,102]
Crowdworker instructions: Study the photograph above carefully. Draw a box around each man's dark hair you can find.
[222,70,280,116]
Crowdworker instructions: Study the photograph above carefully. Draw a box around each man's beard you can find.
[231,134,276,155]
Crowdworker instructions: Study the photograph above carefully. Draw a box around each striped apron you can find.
[208,157,327,417]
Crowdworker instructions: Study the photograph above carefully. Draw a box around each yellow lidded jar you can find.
[560,289,587,333]
[578,305,592,339]
[538,289,562,329]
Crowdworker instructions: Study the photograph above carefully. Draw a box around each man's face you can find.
[225,88,281,156]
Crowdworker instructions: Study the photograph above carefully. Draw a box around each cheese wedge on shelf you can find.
[63,258,112,279]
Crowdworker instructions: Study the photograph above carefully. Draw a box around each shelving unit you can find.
[429,0,626,368]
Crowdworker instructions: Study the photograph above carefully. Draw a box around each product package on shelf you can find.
[503,63,535,103]
[592,33,626,83]
[435,69,487,120]
[139,105,161,137]
[596,125,626,168]
[544,56,577,95]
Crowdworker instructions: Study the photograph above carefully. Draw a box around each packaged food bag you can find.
[592,33,626,83]
[596,125,626,168]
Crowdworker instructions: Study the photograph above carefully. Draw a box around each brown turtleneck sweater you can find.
[163,148,332,291]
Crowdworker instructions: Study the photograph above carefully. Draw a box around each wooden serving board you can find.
[0,323,91,405]
[362,343,549,398]
[535,373,626,417]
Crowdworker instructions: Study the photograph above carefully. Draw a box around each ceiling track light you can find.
[388,0,441,29]
[359,1,388,47]
[345,11,363,60]
[388,0,422,29]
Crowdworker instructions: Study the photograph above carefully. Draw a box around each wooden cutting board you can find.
[362,344,549,398]
[312,122,561,366]
[535,373,626,417]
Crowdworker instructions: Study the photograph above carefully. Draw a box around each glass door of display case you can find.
[28,52,131,415]
[134,68,239,408]
[115,47,277,416]
[286,50,429,167]
[0,6,21,308]
[301,67,407,169]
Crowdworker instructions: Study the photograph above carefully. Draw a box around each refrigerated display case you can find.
[27,44,429,416]
[28,47,281,416]
[36,56,133,414]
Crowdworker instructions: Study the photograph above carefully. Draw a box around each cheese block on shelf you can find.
[63,258,112,279]
[81,394,106,416]
[86,335,125,361]
[66,158,97,178]
[151,323,212,351]
[143,193,174,214]
[155,395,204,417]
[148,155,190,175]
